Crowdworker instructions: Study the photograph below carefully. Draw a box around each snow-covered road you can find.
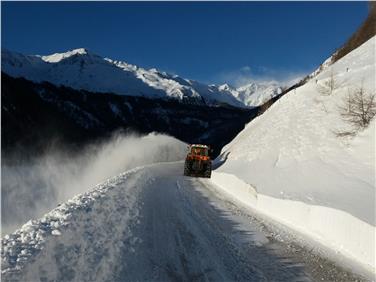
[2,162,368,281]
[114,163,365,282]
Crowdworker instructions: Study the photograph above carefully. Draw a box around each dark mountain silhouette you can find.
[2,73,259,161]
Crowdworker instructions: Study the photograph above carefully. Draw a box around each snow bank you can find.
[213,36,375,276]
[1,167,150,281]
[210,172,375,276]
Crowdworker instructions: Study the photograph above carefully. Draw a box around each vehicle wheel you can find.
[184,161,191,176]
[204,164,211,178]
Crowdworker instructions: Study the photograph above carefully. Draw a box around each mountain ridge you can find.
[2,48,282,108]
[2,72,258,161]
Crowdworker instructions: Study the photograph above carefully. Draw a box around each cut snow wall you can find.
[210,172,375,277]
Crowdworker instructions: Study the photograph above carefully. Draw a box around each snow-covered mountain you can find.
[2,48,281,108]
[2,71,257,162]
[220,82,283,107]
[213,36,376,274]
[2,37,375,282]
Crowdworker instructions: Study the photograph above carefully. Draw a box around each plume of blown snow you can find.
[1,132,187,235]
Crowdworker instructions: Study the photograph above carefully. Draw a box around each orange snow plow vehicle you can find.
[184,144,212,178]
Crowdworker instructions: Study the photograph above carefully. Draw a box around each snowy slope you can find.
[213,36,375,273]
[1,167,147,281]
[2,48,279,108]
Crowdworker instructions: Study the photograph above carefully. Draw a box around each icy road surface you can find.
[2,162,367,281]
[115,163,365,282]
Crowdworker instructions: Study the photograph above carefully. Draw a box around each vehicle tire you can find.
[204,163,211,178]
[184,161,191,176]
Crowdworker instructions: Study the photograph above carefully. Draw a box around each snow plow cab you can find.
[184,144,212,178]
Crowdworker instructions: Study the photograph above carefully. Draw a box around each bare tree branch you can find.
[337,86,376,136]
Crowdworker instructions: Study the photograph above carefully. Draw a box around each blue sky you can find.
[2,2,368,86]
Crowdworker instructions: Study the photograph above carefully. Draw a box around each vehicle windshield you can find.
[191,147,208,156]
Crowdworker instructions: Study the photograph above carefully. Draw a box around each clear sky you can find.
[1,1,369,86]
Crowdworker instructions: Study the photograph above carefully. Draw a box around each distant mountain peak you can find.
[2,48,284,108]
[70,47,90,54]
[41,48,92,63]
[218,83,234,91]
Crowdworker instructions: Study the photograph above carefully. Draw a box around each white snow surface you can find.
[3,162,364,281]
[2,48,281,108]
[232,81,282,107]
[1,167,147,281]
[213,36,376,274]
